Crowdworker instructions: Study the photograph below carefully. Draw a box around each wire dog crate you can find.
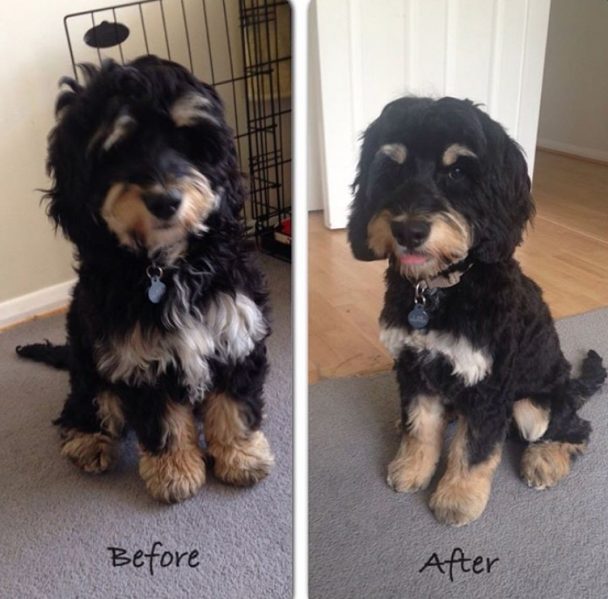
[63,0,292,260]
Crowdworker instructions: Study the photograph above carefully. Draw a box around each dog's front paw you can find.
[386,437,439,493]
[521,441,585,490]
[210,431,274,486]
[429,476,490,527]
[139,447,206,503]
[387,454,433,493]
[60,430,117,474]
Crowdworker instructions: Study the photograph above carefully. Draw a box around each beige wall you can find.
[0,0,85,303]
[538,0,608,160]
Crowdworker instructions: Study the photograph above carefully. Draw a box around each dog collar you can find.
[424,262,473,289]
[407,262,473,330]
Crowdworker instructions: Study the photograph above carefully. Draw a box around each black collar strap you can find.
[407,258,473,290]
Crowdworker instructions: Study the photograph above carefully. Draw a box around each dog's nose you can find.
[390,219,430,249]
[142,189,182,220]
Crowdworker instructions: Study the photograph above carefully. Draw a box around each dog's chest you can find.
[379,324,492,387]
[96,291,267,394]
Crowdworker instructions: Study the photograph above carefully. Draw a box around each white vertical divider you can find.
[314,0,551,229]
[292,0,307,596]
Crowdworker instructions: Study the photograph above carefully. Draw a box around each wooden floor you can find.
[309,150,608,383]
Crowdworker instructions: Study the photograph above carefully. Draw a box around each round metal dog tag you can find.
[408,304,429,329]
[147,276,167,304]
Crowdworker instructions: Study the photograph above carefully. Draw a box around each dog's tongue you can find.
[400,253,428,265]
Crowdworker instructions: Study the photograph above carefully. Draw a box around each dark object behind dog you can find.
[348,96,606,526]
[16,56,275,503]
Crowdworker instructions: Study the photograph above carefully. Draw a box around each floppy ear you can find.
[44,79,96,247]
[162,62,243,216]
[163,59,234,168]
[348,96,426,261]
[188,81,244,217]
[472,115,535,263]
[348,117,404,261]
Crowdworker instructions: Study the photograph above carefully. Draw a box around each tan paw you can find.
[60,430,117,474]
[387,441,437,493]
[429,477,491,527]
[211,431,274,487]
[521,441,585,490]
[139,447,206,503]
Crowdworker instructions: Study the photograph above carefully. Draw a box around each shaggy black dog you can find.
[16,56,274,503]
[348,96,606,526]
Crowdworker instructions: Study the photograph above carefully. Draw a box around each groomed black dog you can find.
[348,96,606,526]
[17,56,274,503]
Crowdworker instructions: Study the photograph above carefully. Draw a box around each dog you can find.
[16,56,274,503]
[348,96,606,526]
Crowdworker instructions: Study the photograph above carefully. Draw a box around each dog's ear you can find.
[43,79,95,245]
[348,119,382,260]
[348,98,425,261]
[189,83,244,216]
[168,70,234,166]
[472,115,534,263]
[348,117,404,261]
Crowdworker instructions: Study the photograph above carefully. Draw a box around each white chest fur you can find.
[379,324,492,386]
[96,291,267,394]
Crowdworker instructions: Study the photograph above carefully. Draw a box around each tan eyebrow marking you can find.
[379,143,407,164]
[87,113,136,154]
[442,144,477,166]
[170,93,219,128]
[103,114,136,151]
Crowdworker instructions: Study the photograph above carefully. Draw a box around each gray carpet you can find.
[310,308,608,599]
[0,255,291,599]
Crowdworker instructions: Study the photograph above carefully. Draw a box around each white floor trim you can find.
[537,139,608,164]
[0,279,75,329]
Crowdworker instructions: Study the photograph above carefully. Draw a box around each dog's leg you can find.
[429,415,504,527]
[55,337,124,474]
[387,354,445,492]
[521,392,590,490]
[387,394,445,492]
[126,392,206,503]
[203,343,274,486]
[59,389,124,473]
[58,388,124,474]
[203,392,274,486]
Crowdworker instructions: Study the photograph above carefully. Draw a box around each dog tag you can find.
[147,276,167,304]
[408,303,429,329]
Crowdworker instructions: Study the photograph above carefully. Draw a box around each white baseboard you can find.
[0,279,75,329]
[537,139,608,163]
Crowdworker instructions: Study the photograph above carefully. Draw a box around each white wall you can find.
[307,0,324,211]
[314,0,551,229]
[537,0,608,162]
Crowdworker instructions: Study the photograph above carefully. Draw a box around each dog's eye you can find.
[448,167,465,181]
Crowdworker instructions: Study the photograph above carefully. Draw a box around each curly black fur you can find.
[348,96,605,468]
[16,57,272,477]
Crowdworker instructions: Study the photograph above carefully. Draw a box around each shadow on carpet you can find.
[310,308,608,599]
[0,255,292,599]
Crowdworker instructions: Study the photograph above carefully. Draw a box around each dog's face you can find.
[348,97,534,278]
[46,56,239,260]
